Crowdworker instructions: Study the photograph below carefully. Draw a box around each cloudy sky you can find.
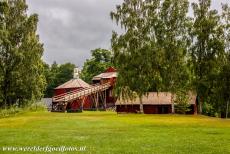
[27,0,229,67]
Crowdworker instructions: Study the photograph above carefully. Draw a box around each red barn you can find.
[54,78,90,96]
[116,92,197,114]
[52,67,117,112]
[52,77,93,112]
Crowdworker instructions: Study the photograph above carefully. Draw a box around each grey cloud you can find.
[27,0,229,67]
[27,0,122,67]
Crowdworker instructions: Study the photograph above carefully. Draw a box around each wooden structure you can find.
[116,92,197,114]
[51,67,117,112]
[92,67,117,107]
[52,66,197,114]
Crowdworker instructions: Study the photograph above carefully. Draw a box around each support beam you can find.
[96,92,99,110]
[81,97,86,112]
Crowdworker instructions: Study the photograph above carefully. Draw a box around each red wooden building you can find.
[52,67,117,112]
[92,67,117,107]
[53,78,93,112]
[116,92,197,114]
[52,66,197,114]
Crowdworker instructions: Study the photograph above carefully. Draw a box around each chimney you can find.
[73,67,80,79]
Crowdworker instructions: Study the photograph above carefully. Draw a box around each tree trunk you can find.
[226,100,229,119]
[198,96,203,114]
[3,79,8,109]
[2,69,10,109]
[171,94,175,114]
[140,97,143,113]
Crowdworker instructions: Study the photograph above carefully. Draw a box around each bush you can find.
[174,90,191,114]
[0,105,23,118]
[0,101,47,118]
[26,101,47,112]
[203,102,217,117]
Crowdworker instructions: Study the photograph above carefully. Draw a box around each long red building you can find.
[116,92,197,114]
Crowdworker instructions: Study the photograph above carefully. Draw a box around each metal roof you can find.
[115,92,196,105]
[92,72,117,80]
[55,78,91,89]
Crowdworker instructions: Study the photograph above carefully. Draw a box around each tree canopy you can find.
[111,0,230,116]
[80,48,113,83]
[0,0,45,107]
[43,62,76,97]
[111,0,192,112]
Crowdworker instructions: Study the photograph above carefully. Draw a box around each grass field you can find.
[0,111,230,154]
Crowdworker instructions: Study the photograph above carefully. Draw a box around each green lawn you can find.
[0,111,230,154]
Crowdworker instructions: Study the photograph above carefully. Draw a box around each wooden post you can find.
[51,103,54,111]
[80,98,83,112]
[96,92,99,110]
[81,97,85,112]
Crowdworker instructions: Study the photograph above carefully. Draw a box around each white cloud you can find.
[48,8,72,26]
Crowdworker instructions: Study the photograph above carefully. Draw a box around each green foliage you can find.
[111,0,230,116]
[43,62,76,97]
[111,0,191,112]
[80,48,113,83]
[0,0,45,108]
[27,101,47,112]
[202,102,218,117]
[0,102,46,118]
[190,0,225,113]
[157,0,191,92]
[0,105,22,118]
[211,55,230,117]
[174,90,191,114]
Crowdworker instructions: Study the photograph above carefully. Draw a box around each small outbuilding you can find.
[116,92,197,114]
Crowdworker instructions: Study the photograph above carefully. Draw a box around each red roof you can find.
[105,67,116,72]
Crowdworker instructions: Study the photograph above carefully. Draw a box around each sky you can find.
[27,0,229,67]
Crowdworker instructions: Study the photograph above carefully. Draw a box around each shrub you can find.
[0,105,23,118]
[27,101,47,112]
[0,101,47,118]
[174,90,191,114]
[203,102,217,117]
